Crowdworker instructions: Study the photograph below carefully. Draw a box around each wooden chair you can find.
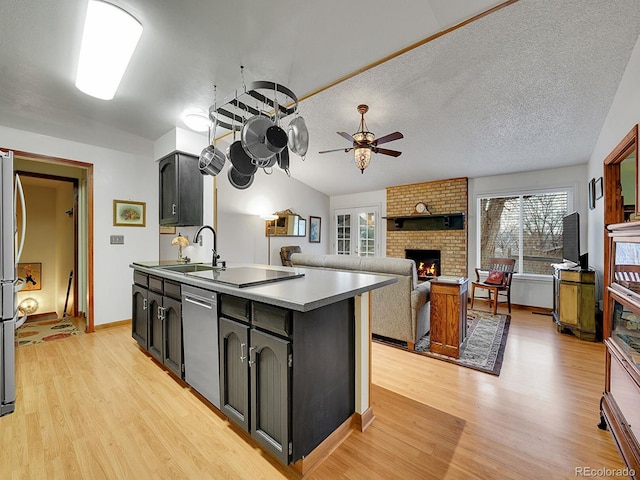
[470,257,516,315]
[280,245,301,266]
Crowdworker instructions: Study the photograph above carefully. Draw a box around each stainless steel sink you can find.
[159,263,216,273]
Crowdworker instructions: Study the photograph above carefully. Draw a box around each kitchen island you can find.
[130,261,396,475]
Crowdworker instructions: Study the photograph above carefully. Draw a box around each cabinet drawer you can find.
[133,271,148,288]
[149,275,163,293]
[220,294,251,323]
[253,302,292,338]
[164,280,181,300]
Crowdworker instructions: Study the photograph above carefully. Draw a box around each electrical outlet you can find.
[110,235,124,245]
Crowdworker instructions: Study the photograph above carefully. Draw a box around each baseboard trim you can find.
[291,414,357,477]
[94,319,131,330]
[355,406,376,432]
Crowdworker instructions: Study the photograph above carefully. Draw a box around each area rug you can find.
[16,319,80,347]
[375,309,511,376]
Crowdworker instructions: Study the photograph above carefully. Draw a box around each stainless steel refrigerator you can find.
[1,150,27,417]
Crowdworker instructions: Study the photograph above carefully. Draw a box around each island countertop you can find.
[131,261,397,312]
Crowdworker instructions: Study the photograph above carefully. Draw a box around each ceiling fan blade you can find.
[337,131,354,142]
[373,131,403,146]
[319,147,353,154]
[373,147,402,157]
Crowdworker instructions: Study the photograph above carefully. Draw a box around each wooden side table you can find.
[429,277,468,358]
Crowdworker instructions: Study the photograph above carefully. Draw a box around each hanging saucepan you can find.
[227,166,254,190]
[199,144,225,176]
[277,146,290,176]
[287,115,309,158]
[227,105,258,176]
[265,125,288,153]
[199,113,225,175]
[241,114,279,163]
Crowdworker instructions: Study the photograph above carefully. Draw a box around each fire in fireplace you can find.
[405,249,441,279]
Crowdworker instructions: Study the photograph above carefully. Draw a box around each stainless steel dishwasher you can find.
[181,284,220,409]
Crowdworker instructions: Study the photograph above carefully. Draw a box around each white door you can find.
[334,207,379,256]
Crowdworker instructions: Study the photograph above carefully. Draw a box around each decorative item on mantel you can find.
[413,202,430,215]
[171,233,190,264]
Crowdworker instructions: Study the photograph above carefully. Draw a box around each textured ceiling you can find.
[1,0,639,196]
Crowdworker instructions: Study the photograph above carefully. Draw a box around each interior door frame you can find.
[334,205,381,256]
[7,149,94,332]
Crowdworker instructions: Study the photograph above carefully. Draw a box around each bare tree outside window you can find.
[479,192,569,275]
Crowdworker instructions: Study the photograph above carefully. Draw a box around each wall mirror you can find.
[265,209,306,237]
[604,124,638,225]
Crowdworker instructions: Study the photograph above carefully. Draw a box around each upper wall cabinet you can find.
[159,151,203,226]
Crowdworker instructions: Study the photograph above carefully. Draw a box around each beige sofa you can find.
[289,253,430,350]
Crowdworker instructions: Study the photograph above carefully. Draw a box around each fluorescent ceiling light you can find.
[75,0,142,100]
[182,108,211,132]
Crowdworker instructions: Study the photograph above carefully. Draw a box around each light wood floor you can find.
[1,304,626,479]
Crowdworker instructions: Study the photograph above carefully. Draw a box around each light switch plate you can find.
[110,235,124,245]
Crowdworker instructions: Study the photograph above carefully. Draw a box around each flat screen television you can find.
[562,211,582,266]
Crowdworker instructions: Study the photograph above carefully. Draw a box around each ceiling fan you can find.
[319,104,403,173]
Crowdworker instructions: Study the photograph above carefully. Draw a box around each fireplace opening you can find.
[405,249,441,280]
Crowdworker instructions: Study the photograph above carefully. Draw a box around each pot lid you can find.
[288,115,309,157]
[241,115,276,161]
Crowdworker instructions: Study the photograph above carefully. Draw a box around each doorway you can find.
[16,173,78,321]
[334,206,380,256]
[10,150,94,332]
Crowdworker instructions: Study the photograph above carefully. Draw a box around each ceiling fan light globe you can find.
[354,147,371,173]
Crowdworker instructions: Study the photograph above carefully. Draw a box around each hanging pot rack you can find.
[208,81,299,131]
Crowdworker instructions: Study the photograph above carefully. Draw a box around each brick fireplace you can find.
[386,178,468,277]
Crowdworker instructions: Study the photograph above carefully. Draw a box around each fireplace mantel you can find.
[383,213,465,231]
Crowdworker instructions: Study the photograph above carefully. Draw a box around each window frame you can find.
[476,186,575,278]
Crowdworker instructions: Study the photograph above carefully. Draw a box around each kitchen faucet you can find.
[194,225,220,267]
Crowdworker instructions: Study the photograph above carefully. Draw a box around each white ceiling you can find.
[1,0,640,196]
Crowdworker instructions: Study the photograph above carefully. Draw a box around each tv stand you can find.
[552,265,597,341]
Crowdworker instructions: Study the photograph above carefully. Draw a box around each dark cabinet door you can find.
[219,317,250,431]
[159,155,177,225]
[163,296,183,378]
[159,152,203,226]
[132,284,148,349]
[250,328,291,465]
[147,291,163,363]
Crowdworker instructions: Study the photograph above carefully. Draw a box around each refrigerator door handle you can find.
[15,277,26,293]
[15,311,27,329]
[14,173,26,264]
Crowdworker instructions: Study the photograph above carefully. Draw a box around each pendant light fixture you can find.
[75,0,143,100]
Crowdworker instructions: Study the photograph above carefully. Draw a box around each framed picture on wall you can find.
[18,263,41,291]
[113,199,146,227]
[588,178,596,210]
[595,176,603,200]
[309,216,321,243]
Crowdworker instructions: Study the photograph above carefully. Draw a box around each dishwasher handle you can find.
[183,296,214,310]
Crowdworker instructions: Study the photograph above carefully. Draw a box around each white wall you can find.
[0,125,157,326]
[214,141,330,265]
[469,165,588,309]
[587,33,640,310]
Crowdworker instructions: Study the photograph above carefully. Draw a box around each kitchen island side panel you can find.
[291,298,355,461]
